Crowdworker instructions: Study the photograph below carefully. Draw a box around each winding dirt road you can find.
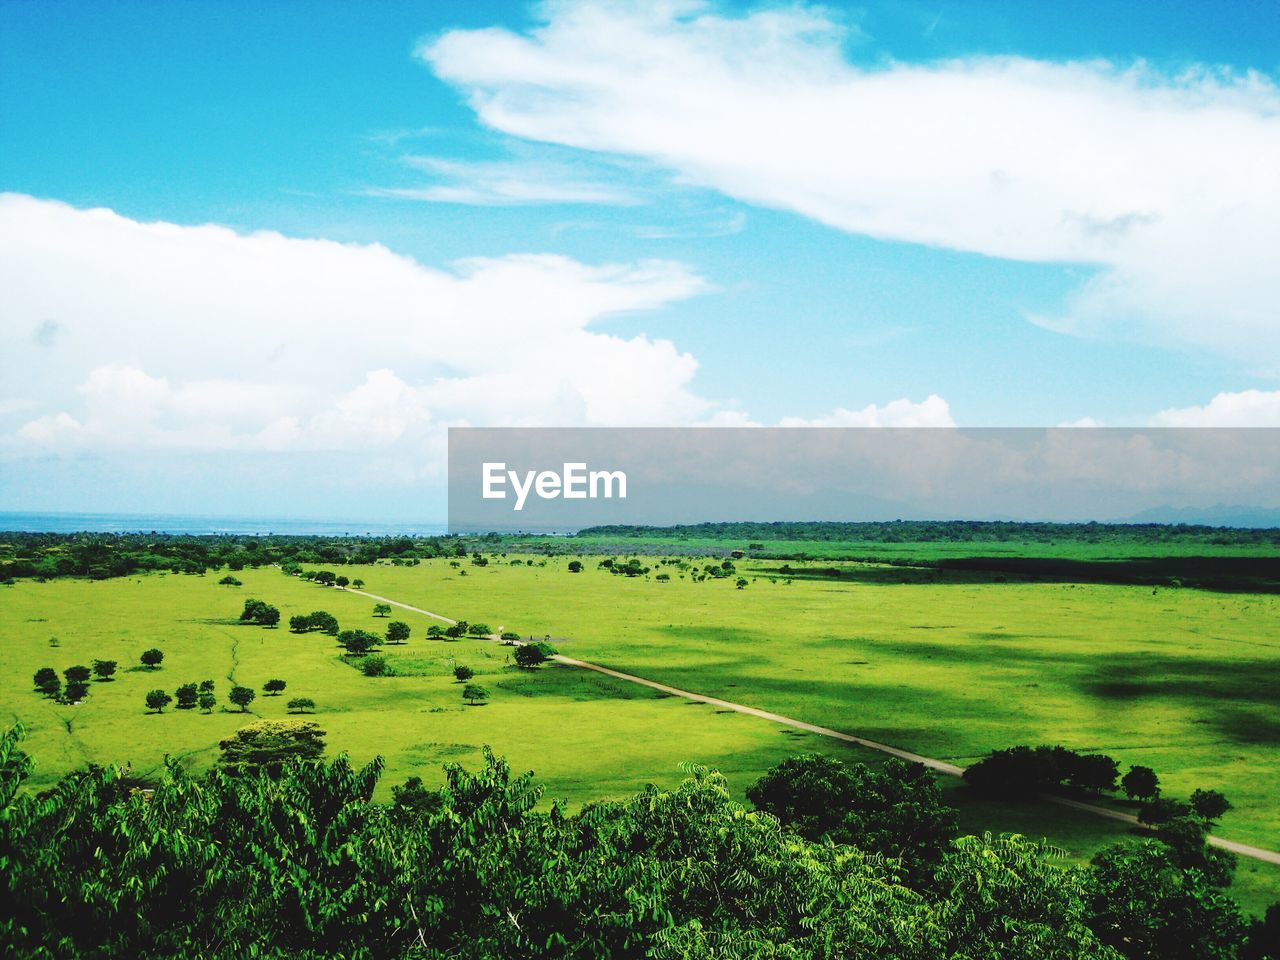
[347,587,1280,867]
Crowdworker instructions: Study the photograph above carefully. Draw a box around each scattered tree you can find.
[140,648,164,670]
[386,621,410,645]
[64,665,91,685]
[286,697,316,714]
[339,629,381,656]
[91,659,117,682]
[145,689,172,713]
[453,665,474,682]
[335,576,349,588]
[1190,788,1232,822]
[263,679,287,696]
[373,603,392,617]
[218,575,242,586]
[33,667,58,693]
[467,623,491,637]
[198,691,216,713]
[567,560,583,573]
[63,681,89,703]
[427,625,445,639]
[462,683,488,706]
[351,579,364,589]
[228,685,256,712]
[173,683,197,709]
[239,599,280,627]
[1121,765,1160,801]
[514,643,553,669]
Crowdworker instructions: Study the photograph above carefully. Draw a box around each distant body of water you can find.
[0,512,448,536]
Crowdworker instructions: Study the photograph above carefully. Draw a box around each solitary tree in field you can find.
[1121,765,1160,801]
[229,685,256,712]
[453,665,474,682]
[263,679,287,696]
[140,648,164,670]
[64,665,91,685]
[218,575,242,586]
[352,579,364,590]
[373,603,392,617]
[146,689,172,713]
[567,560,583,573]
[287,697,316,714]
[198,691,217,713]
[386,621,410,645]
[462,684,488,706]
[91,660,117,682]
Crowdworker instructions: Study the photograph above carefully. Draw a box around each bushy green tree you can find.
[218,719,326,771]
[229,685,255,712]
[462,684,488,705]
[338,629,381,655]
[263,679,287,696]
[146,689,172,713]
[175,683,198,710]
[91,659,117,681]
[1121,765,1159,800]
[453,665,474,682]
[385,620,410,644]
[64,664,91,684]
[140,648,164,669]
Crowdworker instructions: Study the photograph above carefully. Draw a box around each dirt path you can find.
[346,587,1280,867]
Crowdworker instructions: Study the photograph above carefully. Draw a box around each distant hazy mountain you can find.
[1123,505,1280,529]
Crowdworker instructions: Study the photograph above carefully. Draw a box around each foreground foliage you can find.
[0,723,1133,960]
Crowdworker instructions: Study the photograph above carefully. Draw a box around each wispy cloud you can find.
[365,155,639,206]
[423,0,1280,374]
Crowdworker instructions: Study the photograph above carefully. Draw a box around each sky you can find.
[1,0,1278,520]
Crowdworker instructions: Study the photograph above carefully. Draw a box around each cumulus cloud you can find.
[0,193,956,472]
[1151,389,1280,427]
[0,193,716,457]
[424,0,1280,372]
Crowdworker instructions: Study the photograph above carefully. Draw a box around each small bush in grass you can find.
[361,656,392,677]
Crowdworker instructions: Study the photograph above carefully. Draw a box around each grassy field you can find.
[3,556,1279,913]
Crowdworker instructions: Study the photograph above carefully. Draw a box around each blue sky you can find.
[1,0,1278,519]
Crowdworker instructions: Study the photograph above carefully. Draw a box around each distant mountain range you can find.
[1122,505,1280,528]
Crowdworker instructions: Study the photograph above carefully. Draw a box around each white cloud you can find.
[779,394,955,428]
[0,194,962,477]
[0,193,717,455]
[1151,389,1280,426]
[424,1,1280,372]
[368,156,638,206]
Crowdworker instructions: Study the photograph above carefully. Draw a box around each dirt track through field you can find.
[347,587,1280,867]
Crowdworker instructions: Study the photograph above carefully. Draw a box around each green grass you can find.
[3,557,1280,914]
